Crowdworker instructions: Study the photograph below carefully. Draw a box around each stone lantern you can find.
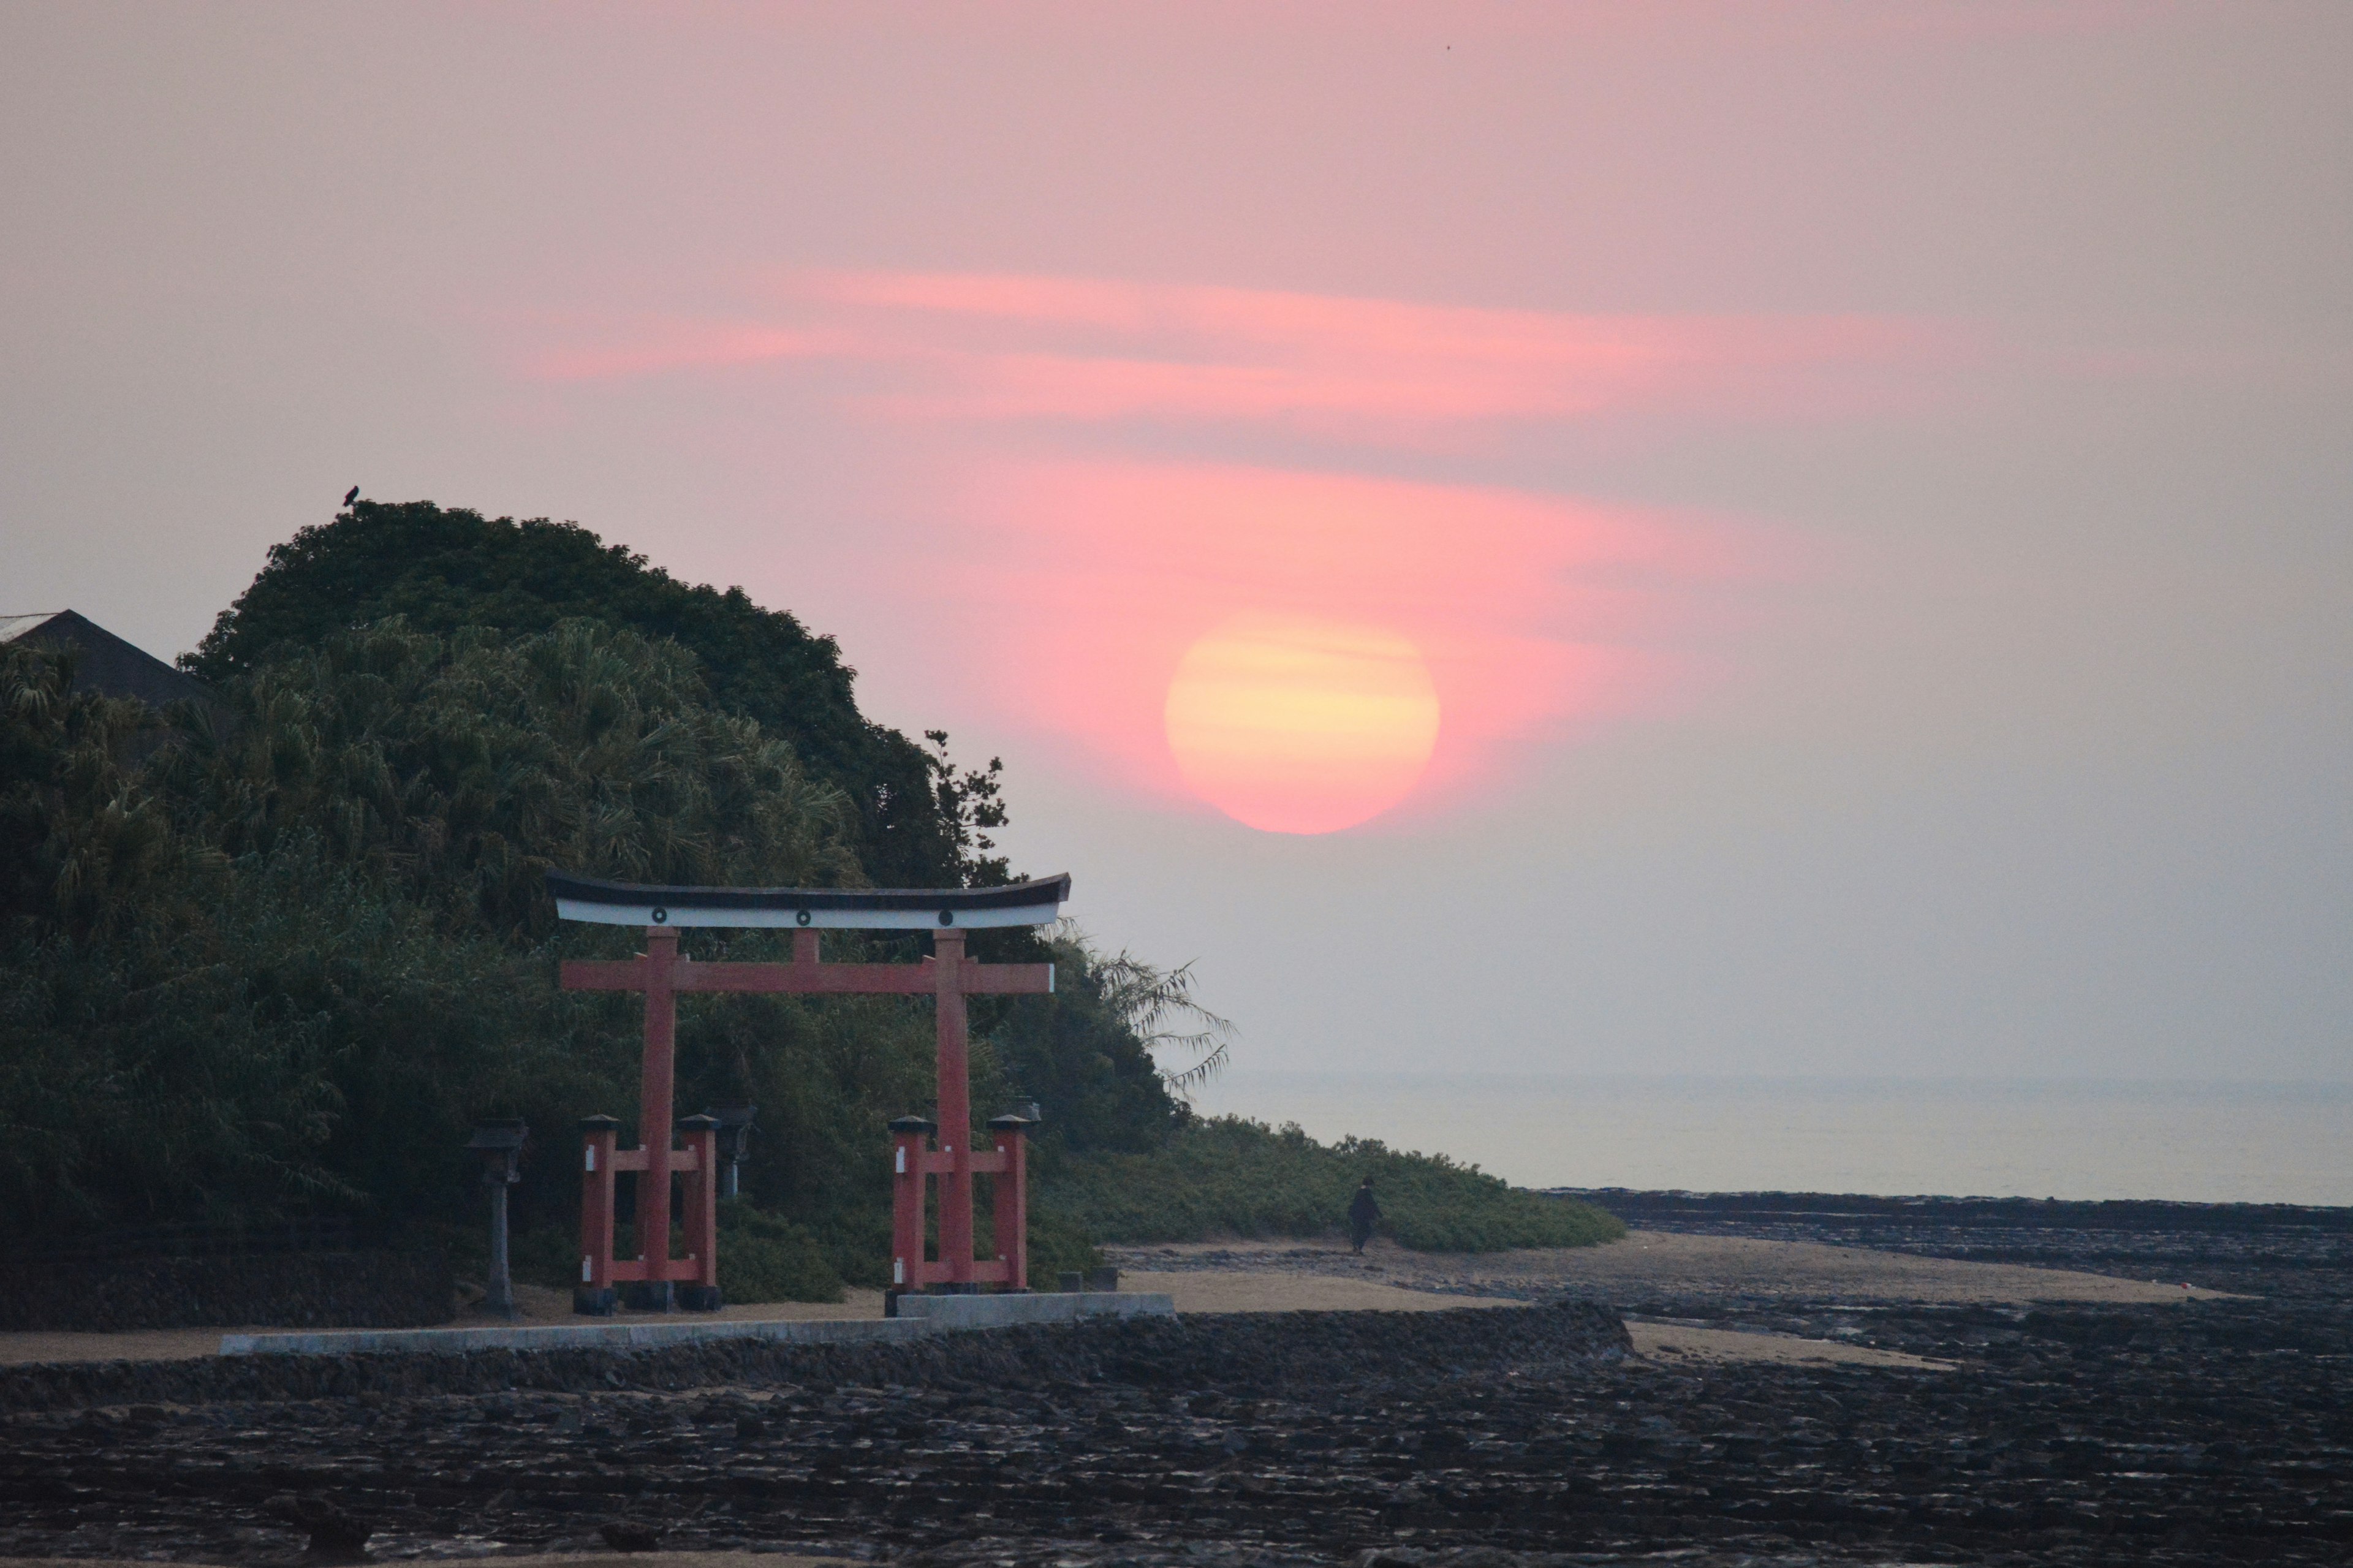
[710,1104,757,1199]
[465,1117,529,1318]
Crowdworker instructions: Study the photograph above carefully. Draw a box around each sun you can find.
[1164,616,1442,834]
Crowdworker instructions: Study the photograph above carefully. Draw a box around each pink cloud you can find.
[510,271,1957,439]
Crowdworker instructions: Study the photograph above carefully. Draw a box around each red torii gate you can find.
[549,871,1070,1313]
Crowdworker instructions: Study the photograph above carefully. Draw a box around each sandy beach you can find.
[1108,1228,2234,1306]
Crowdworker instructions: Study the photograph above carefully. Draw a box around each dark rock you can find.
[0,1216,2345,1568]
[598,1520,662,1551]
[264,1491,371,1559]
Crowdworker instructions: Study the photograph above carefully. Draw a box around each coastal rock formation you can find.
[0,1294,2347,1565]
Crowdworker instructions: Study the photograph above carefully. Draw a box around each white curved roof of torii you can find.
[546,870,1071,930]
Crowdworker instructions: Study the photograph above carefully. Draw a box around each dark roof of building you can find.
[0,610,218,711]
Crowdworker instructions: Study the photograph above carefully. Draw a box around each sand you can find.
[1132,1267,1963,1366]
[1122,1268,1517,1314]
[1109,1229,2234,1306]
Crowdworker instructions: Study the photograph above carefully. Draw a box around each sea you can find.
[1187,1073,2353,1206]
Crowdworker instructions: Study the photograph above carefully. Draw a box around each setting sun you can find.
[1164,616,1442,834]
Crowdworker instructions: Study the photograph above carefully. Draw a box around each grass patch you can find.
[1040,1116,1624,1253]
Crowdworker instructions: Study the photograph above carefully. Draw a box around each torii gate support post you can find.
[636,926,679,1305]
[577,1115,620,1312]
[887,1108,1035,1294]
[933,933,976,1280]
[888,1115,934,1291]
[567,929,721,1313]
[884,931,1039,1294]
[987,1112,1032,1291]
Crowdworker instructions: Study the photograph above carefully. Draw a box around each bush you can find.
[507,1223,589,1292]
[1026,1206,1106,1280]
[717,1200,846,1303]
[1041,1116,1624,1254]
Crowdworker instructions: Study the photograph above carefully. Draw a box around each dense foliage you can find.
[1040,1116,1627,1253]
[181,501,1002,888]
[3,503,1620,1298]
[0,624,1139,1279]
[162,619,862,937]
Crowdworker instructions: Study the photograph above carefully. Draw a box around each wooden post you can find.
[933,931,974,1287]
[635,926,679,1309]
[889,1115,936,1295]
[988,1113,1032,1292]
[577,1115,621,1315]
[678,1113,721,1310]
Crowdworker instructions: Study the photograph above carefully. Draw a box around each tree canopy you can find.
[182,501,1001,888]
[2,612,1184,1274]
[162,618,862,941]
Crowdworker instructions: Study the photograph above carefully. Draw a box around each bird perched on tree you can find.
[343,485,360,505]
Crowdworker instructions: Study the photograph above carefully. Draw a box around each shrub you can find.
[1026,1207,1106,1280]
[1042,1116,1624,1254]
[508,1223,585,1292]
[717,1200,846,1303]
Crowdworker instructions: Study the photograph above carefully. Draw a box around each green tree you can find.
[974,930,1226,1157]
[181,501,971,887]
[1,642,208,942]
[161,618,862,942]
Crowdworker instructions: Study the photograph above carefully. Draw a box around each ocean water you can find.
[1186,1073,2353,1206]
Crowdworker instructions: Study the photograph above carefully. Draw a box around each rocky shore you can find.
[1557,1190,2353,1303]
[1,1198,2347,1567]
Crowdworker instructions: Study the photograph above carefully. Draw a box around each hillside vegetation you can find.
[1042,1116,1626,1253]
[1,501,1621,1295]
[182,502,994,887]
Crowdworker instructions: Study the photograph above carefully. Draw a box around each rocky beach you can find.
[0,1194,2346,1567]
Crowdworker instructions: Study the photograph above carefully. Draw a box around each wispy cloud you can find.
[514,271,1956,442]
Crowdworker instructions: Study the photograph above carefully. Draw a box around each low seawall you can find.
[0,1300,1630,1414]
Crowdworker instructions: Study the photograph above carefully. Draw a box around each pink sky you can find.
[507,271,1850,816]
[3,1,2346,1084]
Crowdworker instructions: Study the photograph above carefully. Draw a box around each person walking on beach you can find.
[1347,1178,1381,1255]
